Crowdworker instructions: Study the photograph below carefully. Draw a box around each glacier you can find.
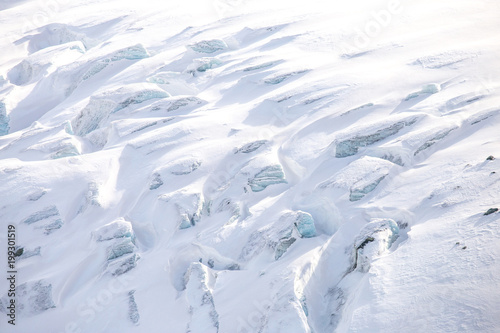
[335,118,417,158]
[188,39,227,54]
[248,165,287,192]
[0,101,10,136]
[92,219,135,242]
[0,0,499,332]
[0,280,55,316]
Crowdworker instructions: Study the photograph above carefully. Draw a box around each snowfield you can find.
[0,0,499,332]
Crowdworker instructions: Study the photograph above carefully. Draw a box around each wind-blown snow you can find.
[0,0,499,332]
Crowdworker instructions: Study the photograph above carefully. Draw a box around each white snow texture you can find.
[0,0,499,332]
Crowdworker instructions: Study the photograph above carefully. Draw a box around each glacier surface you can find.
[0,1,499,332]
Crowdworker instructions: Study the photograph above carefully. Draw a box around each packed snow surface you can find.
[0,0,500,332]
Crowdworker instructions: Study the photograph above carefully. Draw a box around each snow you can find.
[0,101,10,135]
[106,239,136,261]
[184,262,219,333]
[351,218,400,272]
[188,39,227,54]
[293,211,317,238]
[234,140,267,154]
[248,165,287,192]
[192,57,223,73]
[127,290,140,325]
[0,0,499,332]
[0,280,56,316]
[334,118,417,158]
[92,219,135,242]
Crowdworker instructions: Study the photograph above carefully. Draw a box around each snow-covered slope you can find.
[1,0,500,332]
